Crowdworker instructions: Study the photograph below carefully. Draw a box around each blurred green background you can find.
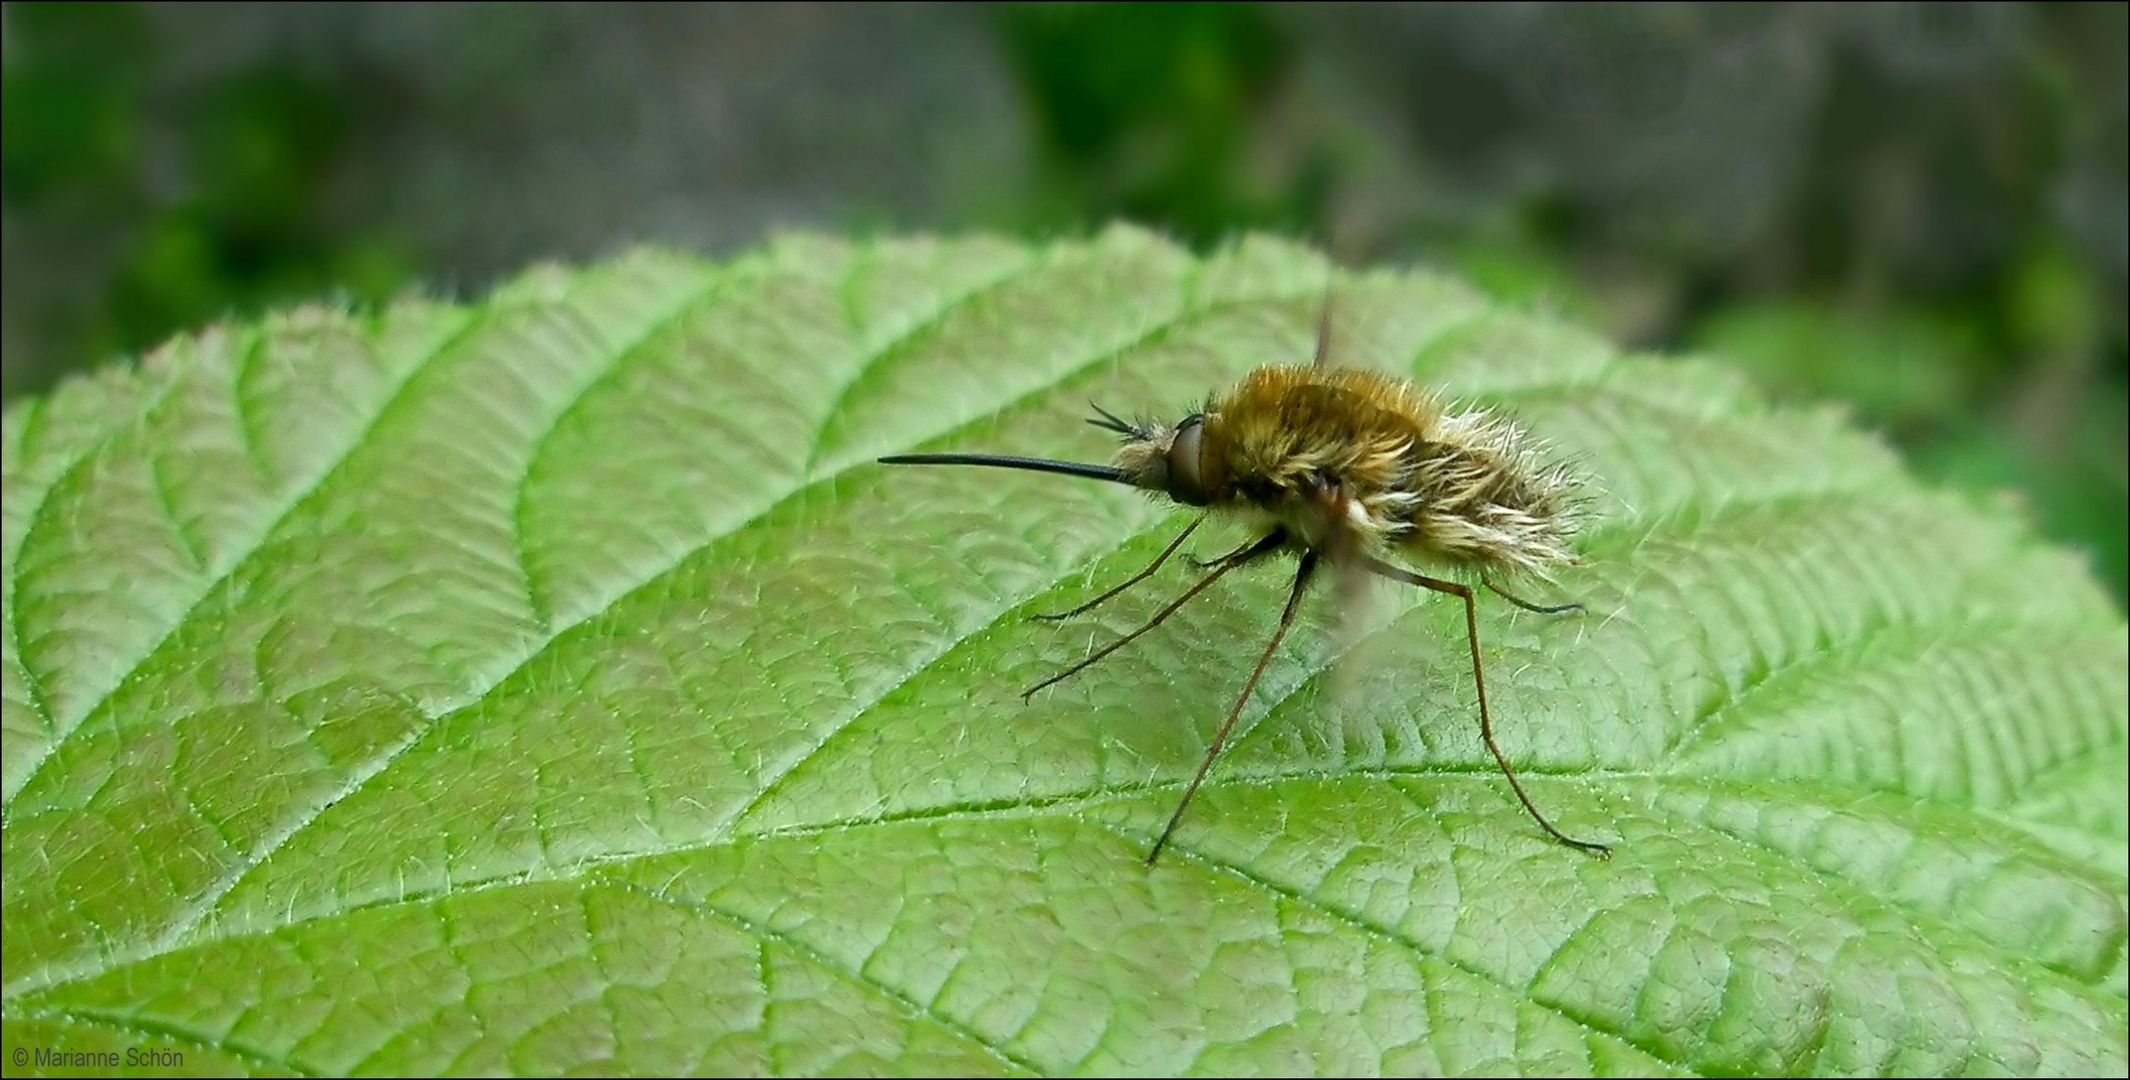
[4,3,2123,607]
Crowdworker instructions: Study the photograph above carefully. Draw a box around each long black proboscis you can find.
[878,453,1130,485]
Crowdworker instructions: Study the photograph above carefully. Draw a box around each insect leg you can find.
[1362,556,1611,856]
[1147,549,1321,865]
[1022,530,1285,702]
[1032,514,1205,622]
[1481,574,1584,615]
[1186,532,1277,570]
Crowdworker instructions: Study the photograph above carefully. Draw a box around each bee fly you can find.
[881,302,1609,864]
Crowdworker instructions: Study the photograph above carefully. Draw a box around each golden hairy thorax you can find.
[1179,366,1579,575]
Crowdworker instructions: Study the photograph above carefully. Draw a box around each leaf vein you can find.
[3,312,476,812]
[604,876,1043,1076]
[1081,815,1680,1070]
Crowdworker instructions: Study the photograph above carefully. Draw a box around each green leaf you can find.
[4,228,2124,1076]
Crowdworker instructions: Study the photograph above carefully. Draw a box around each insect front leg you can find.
[1022,529,1285,701]
[1031,514,1206,622]
[1185,532,1280,571]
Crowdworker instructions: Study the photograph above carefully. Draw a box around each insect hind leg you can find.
[1363,556,1610,857]
[1482,573,1583,615]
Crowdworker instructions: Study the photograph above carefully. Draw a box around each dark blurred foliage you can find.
[996,3,1328,239]
[3,3,2122,607]
[3,3,409,389]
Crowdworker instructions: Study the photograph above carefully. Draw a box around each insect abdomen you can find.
[1396,410,1578,574]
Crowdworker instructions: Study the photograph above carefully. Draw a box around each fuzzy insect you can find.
[881,302,1609,864]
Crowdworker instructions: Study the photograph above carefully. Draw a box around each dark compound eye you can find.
[1165,414,1210,506]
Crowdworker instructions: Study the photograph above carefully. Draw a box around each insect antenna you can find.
[877,452,1129,485]
[1086,403,1142,438]
[1147,548,1321,865]
[1022,530,1286,702]
[1361,555,1611,857]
